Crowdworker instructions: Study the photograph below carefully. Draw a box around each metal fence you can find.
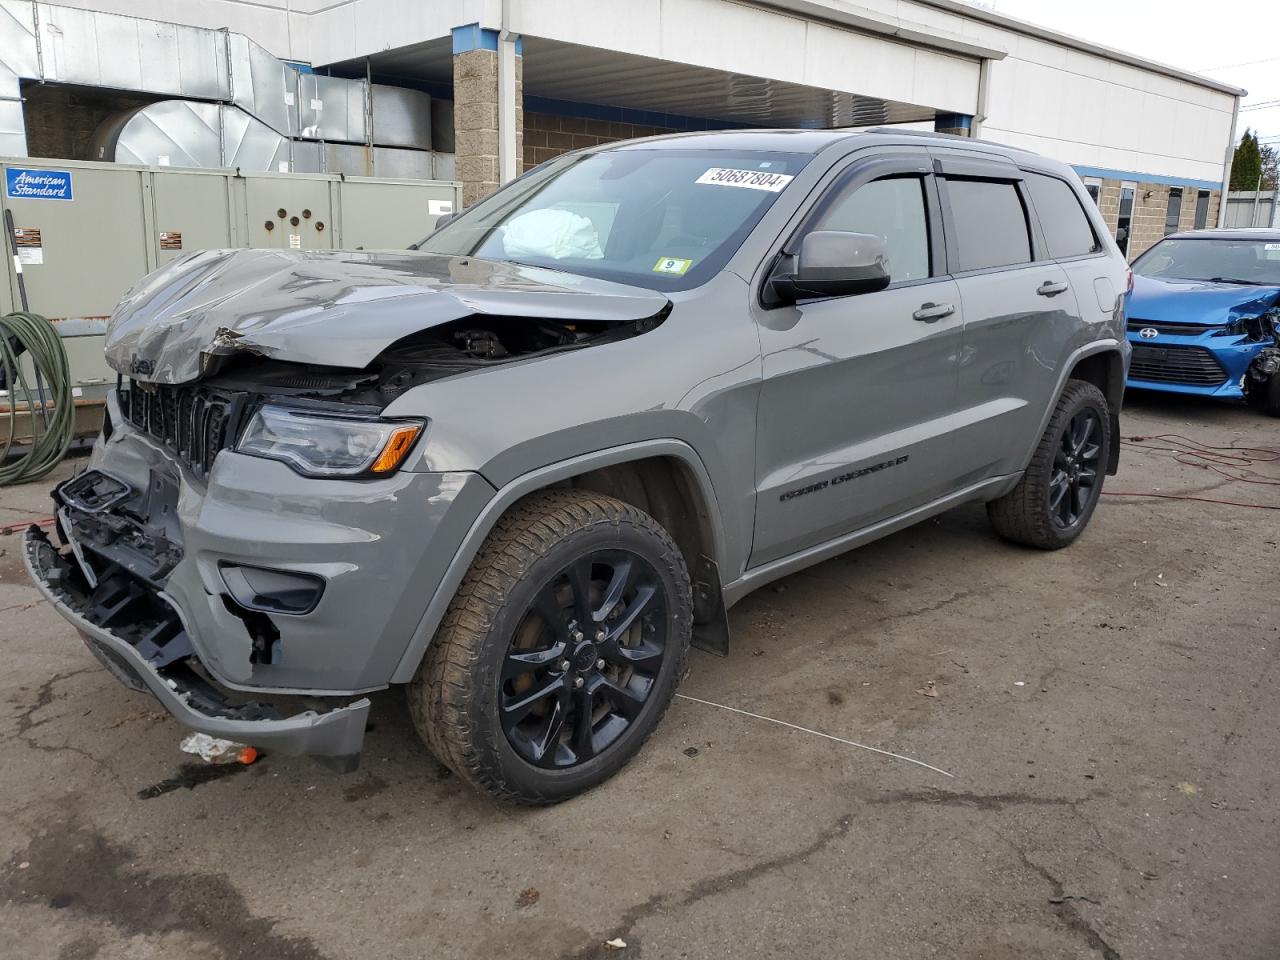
[1223,190,1279,228]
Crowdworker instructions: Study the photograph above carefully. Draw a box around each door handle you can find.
[1036,280,1069,297]
[912,302,955,323]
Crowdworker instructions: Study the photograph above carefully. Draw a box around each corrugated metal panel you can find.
[0,98,26,155]
[1224,192,1278,229]
[323,142,375,177]
[103,101,318,174]
[372,85,432,150]
[110,100,224,168]
[289,138,323,174]
[0,0,38,100]
[432,151,455,181]
[514,36,933,127]
[228,32,299,138]
[220,104,292,170]
[431,98,454,154]
[299,72,367,143]
[1,3,435,171]
[322,143,438,179]
[37,4,229,100]
[371,145,433,179]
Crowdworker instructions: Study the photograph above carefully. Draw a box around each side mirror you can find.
[770,230,891,303]
[408,211,458,249]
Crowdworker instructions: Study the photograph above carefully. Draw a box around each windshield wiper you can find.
[1204,276,1267,286]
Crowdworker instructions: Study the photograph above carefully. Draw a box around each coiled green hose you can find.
[0,310,74,485]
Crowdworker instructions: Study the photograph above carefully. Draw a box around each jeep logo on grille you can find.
[128,354,155,376]
[1139,327,1159,340]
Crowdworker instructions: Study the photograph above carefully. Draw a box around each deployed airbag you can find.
[503,209,604,261]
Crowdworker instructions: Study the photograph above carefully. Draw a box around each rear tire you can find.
[987,380,1111,550]
[409,489,692,804]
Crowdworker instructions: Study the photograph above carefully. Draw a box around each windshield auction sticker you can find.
[695,168,794,192]
[653,256,693,275]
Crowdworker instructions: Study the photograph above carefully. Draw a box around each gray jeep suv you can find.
[25,129,1130,803]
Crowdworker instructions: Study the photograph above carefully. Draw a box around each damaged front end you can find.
[104,248,672,385]
[23,470,371,771]
[1243,306,1280,411]
[187,309,669,412]
[28,251,673,770]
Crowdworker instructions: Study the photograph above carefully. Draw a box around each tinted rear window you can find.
[946,179,1031,271]
[1026,173,1100,259]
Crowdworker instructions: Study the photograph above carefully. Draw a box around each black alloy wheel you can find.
[410,489,692,804]
[500,550,668,768]
[1049,408,1103,528]
[986,379,1112,550]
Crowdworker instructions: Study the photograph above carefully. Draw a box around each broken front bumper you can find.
[24,525,371,770]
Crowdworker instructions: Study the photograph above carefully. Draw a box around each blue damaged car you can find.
[1126,228,1280,414]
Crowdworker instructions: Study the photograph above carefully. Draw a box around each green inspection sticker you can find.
[653,256,693,275]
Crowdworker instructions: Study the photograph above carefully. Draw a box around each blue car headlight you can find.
[1226,308,1280,343]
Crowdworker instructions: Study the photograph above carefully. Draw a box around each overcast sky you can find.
[985,0,1279,149]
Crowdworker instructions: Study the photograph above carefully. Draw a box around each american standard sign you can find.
[5,168,74,201]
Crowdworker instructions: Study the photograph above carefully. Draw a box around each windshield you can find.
[1132,237,1280,285]
[418,149,811,291]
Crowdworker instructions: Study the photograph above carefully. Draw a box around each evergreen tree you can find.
[1231,128,1263,190]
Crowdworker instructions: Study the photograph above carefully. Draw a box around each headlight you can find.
[236,405,423,477]
[1231,308,1280,343]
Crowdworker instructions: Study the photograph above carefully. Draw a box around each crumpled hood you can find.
[1130,274,1280,325]
[105,248,670,384]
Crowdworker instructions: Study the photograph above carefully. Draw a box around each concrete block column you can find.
[452,23,523,208]
[934,113,973,137]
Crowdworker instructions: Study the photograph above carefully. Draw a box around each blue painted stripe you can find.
[1071,165,1222,192]
[934,113,973,129]
[451,23,522,55]
[523,94,752,132]
[451,23,496,54]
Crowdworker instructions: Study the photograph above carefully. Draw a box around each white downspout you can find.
[970,57,991,139]
[1218,93,1241,228]
[497,0,518,185]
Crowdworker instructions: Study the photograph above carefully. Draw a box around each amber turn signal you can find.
[370,423,423,474]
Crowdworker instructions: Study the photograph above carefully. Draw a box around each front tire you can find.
[409,489,692,804]
[1243,356,1280,417]
[987,380,1111,550]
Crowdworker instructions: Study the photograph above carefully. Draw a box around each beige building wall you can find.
[1092,179,1220,261]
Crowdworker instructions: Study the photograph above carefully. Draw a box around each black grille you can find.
[1127,319,1219,337]
[121,380,248,478]
[1129,344,1229,386]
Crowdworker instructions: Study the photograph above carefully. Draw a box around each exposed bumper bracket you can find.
[23,525,370,770]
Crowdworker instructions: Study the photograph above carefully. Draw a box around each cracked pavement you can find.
[1,390,1277,960]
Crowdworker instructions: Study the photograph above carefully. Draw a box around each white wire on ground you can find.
[675,693,956,779]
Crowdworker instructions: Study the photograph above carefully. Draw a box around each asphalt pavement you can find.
[1,389,1277,960]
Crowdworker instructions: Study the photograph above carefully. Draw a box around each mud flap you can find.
[690,554,729,657]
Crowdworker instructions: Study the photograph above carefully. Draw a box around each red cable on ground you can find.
[0,516,54,536]
[1112,432,1280,510]
[1101,491,1280,510]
